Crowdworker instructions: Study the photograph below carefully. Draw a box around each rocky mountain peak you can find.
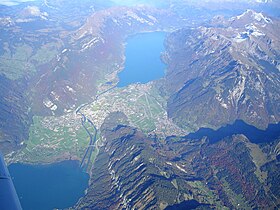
[165,11,280,131]
[235,9,272,24]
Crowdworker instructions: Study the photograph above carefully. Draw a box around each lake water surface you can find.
[117,32,166,87]
[9,160,89,210]
[186,120,280,144]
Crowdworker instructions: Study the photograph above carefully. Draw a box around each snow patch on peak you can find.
[247,10,272,23]
[252,12,272,23]
[246,24,265,36]
[236,10,272,24]
[23,6,49,20]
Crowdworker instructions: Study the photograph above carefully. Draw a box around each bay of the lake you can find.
[9,160,89,210]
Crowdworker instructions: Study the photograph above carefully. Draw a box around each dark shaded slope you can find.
[0,75,31,155]
[75,112,280,209]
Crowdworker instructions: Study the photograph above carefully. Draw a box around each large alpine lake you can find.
[117,32,166,87]
[9,161,89,210]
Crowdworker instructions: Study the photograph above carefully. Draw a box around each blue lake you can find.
[117,32,166,87]
[8,161,89,210]
[186,120,280,144]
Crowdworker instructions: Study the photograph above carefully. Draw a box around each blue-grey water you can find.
[117,32,166,87]
[186,120,280,144]
[8,160,89,210]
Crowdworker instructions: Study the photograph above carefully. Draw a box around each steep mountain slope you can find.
[76,112,280,209]
[76,112,214,209]
[164,10,280,131]
[0,76,30,155]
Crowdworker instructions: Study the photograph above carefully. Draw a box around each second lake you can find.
[117,32,166,87]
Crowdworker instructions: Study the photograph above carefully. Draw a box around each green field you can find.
[16,115,89,164]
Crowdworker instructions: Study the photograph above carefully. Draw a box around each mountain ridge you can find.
[164,10,280,131]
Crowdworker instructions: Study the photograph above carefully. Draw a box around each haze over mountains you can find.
[0,0,280,209]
